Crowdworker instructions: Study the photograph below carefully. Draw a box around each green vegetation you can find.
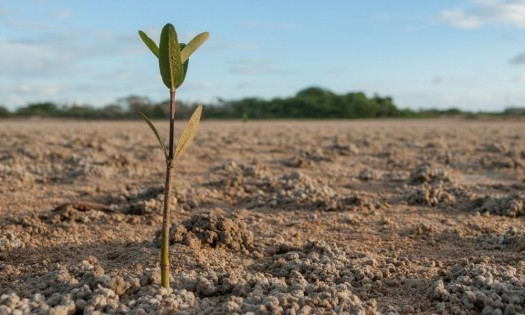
[1,87,523,119]
[138,23,209,288]
[0,106,9,117]
[15,102,60,117]
[219,87,406,119]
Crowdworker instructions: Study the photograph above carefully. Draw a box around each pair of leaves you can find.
[138,24,209,90]
[138,24,208,161]
[138,27,208,63]
[139,105,203,161]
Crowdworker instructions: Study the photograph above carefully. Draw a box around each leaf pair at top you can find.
[138,24,208,162]
[138,24,209,91]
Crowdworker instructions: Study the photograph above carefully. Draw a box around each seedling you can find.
[138,23,209,288]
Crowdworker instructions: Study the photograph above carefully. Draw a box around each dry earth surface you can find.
[0,118,524,315]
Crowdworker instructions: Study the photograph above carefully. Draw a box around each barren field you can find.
[0,119,524,315]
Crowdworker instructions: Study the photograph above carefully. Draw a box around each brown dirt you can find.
[0,118,524,314]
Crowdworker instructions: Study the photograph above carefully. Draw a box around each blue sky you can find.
[2,1,525,111]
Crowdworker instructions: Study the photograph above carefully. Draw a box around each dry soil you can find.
[0,119,524,315]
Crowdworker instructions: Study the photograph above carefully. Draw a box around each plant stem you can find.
[168,90,176,160]
[160,89,176,288]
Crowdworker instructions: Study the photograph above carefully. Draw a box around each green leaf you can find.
[159,23,183,90]
[139,112,168,159]
[174,105,203,160]
[180,32,209,63]
[138,30,160,58]
[179,43,189,85]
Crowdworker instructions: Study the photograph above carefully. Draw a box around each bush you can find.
[0,106,10,118]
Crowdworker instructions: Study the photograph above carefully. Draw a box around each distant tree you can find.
[0,106,10,117]
[99,104,125,119]
[295,87,337,118]
[296,86,332,98]
[397,108,417,118]
[372,95,398,117]
[151,103,169,119]
[16,102,59,117]
[7,86,460,120]
[202,102,235,119]
[418,108,440,118]
[173,100,197,119]
[203,86,405,119]
[230,97,268,118]
[118,95,153,117]
[441,107,463,116]
[504,107,525,116]
[61,104,98,118]
[347,92,375,118]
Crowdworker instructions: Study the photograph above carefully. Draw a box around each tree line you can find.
[0,87,521,120]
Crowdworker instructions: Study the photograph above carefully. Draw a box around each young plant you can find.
[138,23,209,288]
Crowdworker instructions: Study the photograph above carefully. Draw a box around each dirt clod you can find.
[159,213,254,251]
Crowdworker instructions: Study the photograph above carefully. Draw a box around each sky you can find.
[2,1,525,112]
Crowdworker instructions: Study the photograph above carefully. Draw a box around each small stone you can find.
[504,304,517,315]
[75,298,87,310]
[141,269,161,286]
[48,305,69,315]
[33,293,45,303]
[132,307,147,315]
[89,294,107,307]
[158,287,172,296]
[196,277,216,296]
[126,276,141,290]
[491,308,503,315]
[5,233,14,241]
[116,304,130,314]
[402,305,414,314]
[0,293,19,308]
[149,298,160,305]
[92,265,105,277]
[47,293,62,307]
[108,276,130,296]
[430,280,449,301]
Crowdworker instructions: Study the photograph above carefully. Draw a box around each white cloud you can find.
[513,74,525,82]
[395,88,509,111]
[0,83,62,108]
[0,39,75,77]
[17,83,61,95]
[182,81,217,91]
[0,27,146,108]
[0,28,144,80]
[440,0,525,28]
[47,9,73,19]
[440,9,481,28]
[95,69,137,81]
[4,95,26,109]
